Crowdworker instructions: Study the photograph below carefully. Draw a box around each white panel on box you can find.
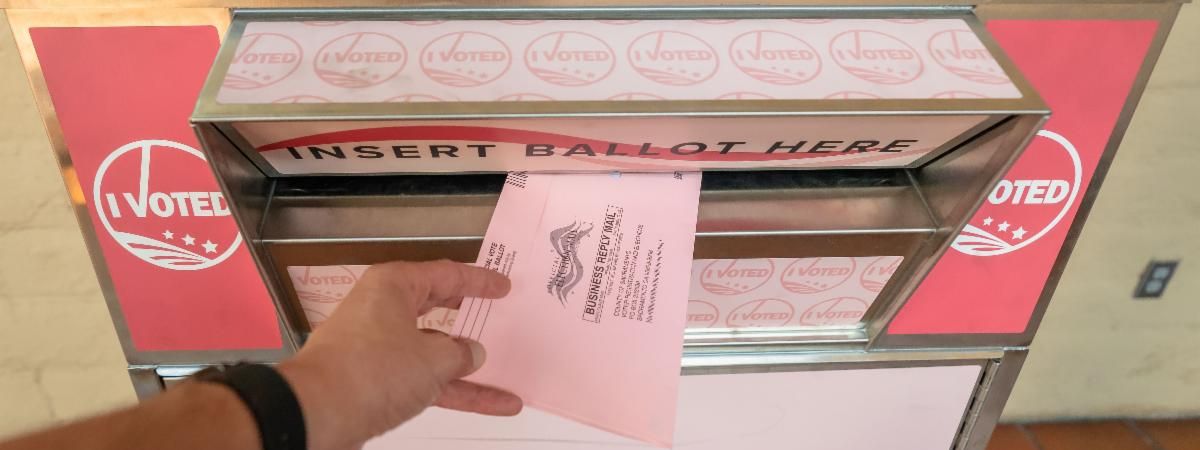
[365,364,981,450]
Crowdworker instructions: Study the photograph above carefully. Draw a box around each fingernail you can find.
[466,340,486,372]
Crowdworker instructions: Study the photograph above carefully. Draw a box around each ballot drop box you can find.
[7,2,1185,450]
[194,8,1044,449]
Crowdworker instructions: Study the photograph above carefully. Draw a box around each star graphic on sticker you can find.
[998,221,1011,232]
[982,217,994,226]
[162,230,174,240]
[182,235,196,246]
[1013,227,1028,240]
[202,240,218,254]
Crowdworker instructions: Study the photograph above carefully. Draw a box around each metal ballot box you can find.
[192,8,1046,352]
[187,11,1048,447]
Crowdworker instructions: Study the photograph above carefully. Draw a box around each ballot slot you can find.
[256,167,930,343]
[192,8,1048,351]
[235,115,1037,348]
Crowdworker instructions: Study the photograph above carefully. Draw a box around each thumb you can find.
[419,332,487,382]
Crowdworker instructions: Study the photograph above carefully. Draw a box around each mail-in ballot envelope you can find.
[453,171,701,446]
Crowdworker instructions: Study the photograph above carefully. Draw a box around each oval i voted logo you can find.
[608,92,667,100]
[304,308,330,328]
[273,95,330,103]
[824,90,880,99]
[224,33,302,89]
[830,30,923,84]
[952,130,1082,257]
[386,94,446,102]
[419,308,458,333]
[726,298,795,327]
[729,30,821,85]
[314,32,408,88]
[699,259,775,295]
[860,256,903,292]
[686,300,720,328]
[93,140,241,271]
[293,265,360,303]
[933,90,987,99]
[497,93,556,101]
[799,297,868,326]
[716,92,773,100]
[628,31,719,86]
[780,257,856,294]
[927,29,1008,84]
[524,31,616,86]
[421,32,512,87]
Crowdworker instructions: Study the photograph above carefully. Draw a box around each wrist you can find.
[164,381,260,449]
[277,359,362,450]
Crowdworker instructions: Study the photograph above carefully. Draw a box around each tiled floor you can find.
[989,420,1200,450]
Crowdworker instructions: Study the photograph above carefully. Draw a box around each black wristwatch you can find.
[192,363,307,450]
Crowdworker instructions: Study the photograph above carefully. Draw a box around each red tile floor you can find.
[988,420,1200,450]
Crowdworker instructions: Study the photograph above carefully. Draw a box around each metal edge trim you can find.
[128,366,165,401]
[957,350,1028,450]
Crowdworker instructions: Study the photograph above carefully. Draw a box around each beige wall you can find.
[0,5,1195,440]
[0,11,136,439]
[1003,5,1200,420]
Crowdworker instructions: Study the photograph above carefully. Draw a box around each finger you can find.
[410,260,511,311]
[420,333,486,381]
[434,380,523,416]
[360,260,510,313]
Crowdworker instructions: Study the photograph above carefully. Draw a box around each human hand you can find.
[278,260,522,450]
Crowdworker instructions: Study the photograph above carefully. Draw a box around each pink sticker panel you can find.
[364,364,982,450]
[287,265,458,334]
[690,257,902,329]
[887,20,1159,335]
[32,26,283,352]
[218,19,1021,103]
[288,256,901,333]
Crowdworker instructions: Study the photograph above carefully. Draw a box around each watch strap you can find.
[193,363,306,450]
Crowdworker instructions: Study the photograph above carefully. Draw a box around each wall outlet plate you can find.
[1134,260,1180,299]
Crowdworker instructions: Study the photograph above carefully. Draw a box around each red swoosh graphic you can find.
[255,125,900,162]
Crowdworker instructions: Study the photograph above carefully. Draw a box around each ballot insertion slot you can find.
[255,168,923,342]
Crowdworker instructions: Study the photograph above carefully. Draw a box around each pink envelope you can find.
[453,171,701,447]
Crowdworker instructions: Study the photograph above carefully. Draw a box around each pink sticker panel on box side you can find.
[364,364,982,450]
[888,20,1160,335]
[288,256,901,333]
[219,19,1020,104]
